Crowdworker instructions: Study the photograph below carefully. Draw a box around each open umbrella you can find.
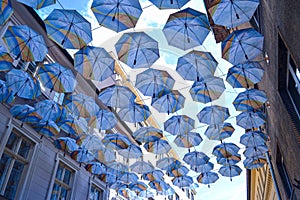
[16,0,56,9]
[157,185,175,196]
[10,104,42,125]
[34,99,65,122]
[71,148,94,163]
[0,79,14,103]
[74,46,115,82]
[129,181,148,194]
[88,109,117,130]
[190,161,214,173]
[118,103,151,123]
[163,8,210,50]
[91,0,143,33]
[130,161,154,174]
[197,172,219,187]
[142,170,164,181]
[139,189,155,198]
[209,0,260,28]
[167,165,189,177]
[212,142,240,159]
[183,151,209,166]
[85,161,106,175]
[243,144,268,158]
[236,110,266,129]
[59,114,88,135]
[217,153,241,166]
[156,157,181,171]
[222,28,264,65]
[149,0,190,9]
[37,63,77,93]
[176,50,218,82]
[76,134,103,152]
[226,61,264,88]
[102,133,132,150]
[144,139,171,155]
[119,172,139,184]
[32,120,60,137]
[240,130,268,147]
[118,144,143,159]
[164,115,195,136]
[243,156,266,169]
[135,68,175,98]
[233,89,268,112]
[218,165,242,180]
[3,25,48,62]
[6,69,41,100]
[149,180,169,192]
[197,105,230,125]
[93,146,116,164]
[132,126,163,143]
[174,131,203,148]
[204,122,235,141]
[107,162,129,174]
[0,0,13,25]
[99,173,118,185]
[0,46,13,71]
[53,137,79,152]
[115,31,160,68]
[189,76,226,103]
[44,9,92,49]
[172,175,193,188]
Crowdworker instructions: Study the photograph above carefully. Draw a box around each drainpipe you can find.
[266,152,282,200]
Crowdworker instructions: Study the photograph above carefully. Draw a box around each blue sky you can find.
[36,0,247,199]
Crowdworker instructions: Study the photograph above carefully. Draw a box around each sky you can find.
[36,0,247,199]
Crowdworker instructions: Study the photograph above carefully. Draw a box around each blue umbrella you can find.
[53,137,79,152]
[164,115,195,136]
[119,172,139,184]
[99,173,118,185]
[118,103,151,123]
[149,0,190,9]
[132,126,163,143]
[88,109,117,130]
[91,0,143,33]
[118,144,143,159]
[174,131,203,148]
[226,61,265,88]
[183,151,209,166]
[135,68,175,98]
[204,122,235,141]
[85,161,106,175]
[209,0,260,28]
[157,185,175,196]
[44,9,92,49]
[74,46,115,82]
[197,105,230,125]
[189,76,226,103]
[115,31,160,68]
[233,89,268,112]
[16,0,56,9]
[139,189,155,198]
[107,162,129,174]
[76,134,103,152]
[197,172,219,186]
[144,139,172,155]
[166,165,189,177]
[212,142,240,159]
[218,165,242,180]
[71,148,94,163]
[34,100,65,122]
[236,110,266,129]
[151,90,185,115]
[129,181,148,194]
[172,175,193,188]
[240,131,268,147]
[2,25,48,62]
[98,85,135,108]
[102,133,132,150]
[142,170,164,181]
[163,8,210,50]
[176,50,218,82]
[156,157,181,171]
[149,180,169,192]
[130,161,155,174]
[6,69,41,99]
[10,104,42,125]
[190,162,214,173]
[243,156,266,169]
[0,0,13,25]
[0,46,13,71]
[243,144,268,158]
[32,120,60,137]
[59,114,88,135]
[217,153,241,166]
[222,28,264,65]
[93,146,116,164]
[37,63,77,93]
[0,79,14,103]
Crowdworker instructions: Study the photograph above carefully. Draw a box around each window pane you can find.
[56,165,63,181]
[50,183,60,200]
[60,187,68,200]
[4,160,25,200]
[63,169,71,185]
[90,186,102,200]
[18,140,31,159]
[6,133,18,150]
[0,153,12,190]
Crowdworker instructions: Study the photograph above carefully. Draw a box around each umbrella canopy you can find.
[0,46,13,71]
[99,173,118,185]
[163,8,210,50]
[135,68,175,98]
[243,144,268,158]
[0,79,14,103]
[34,99,65,122]
[118,144,143,159]
[142,170,164,181]
[53,137,79,152]
[93,146,116,164]
[174,131,203,148]
[217,154,241,166]
[236,110,266,129]
[149,0,190,9]
[204,122,235,141]
[243,156,267,169]
[209,0,260,28]
[176,50,218,82]
[151,90,185,115]
[74,46,115,82]
[10,104,42,124]
[233,89,268,112]
[130,161,155,174]
[98,85,136,108]
[119,172,139,184]
[240,131,268,147]
[85,161,106,175]
[6,69,41,99]
[149,180,169,192]
[2,25,48,62]
[190,162,214,173]
[91,0,143,33]
[226,61,264,88]
[63,93,99,118]
[44,9,92,49]
[157,185,175,196]
[197,105,230,125]
[16,0,56,9]
[172,175,193,188]
[167,165,189,177]
[115,31,160,68]
[102,133,132,150]
[183,151,209,166]
[0,0,13,25]
[189,76,226,103]
[164,115,195,136]
[118,103,151,123]
[59,114,88,135]
[76,134,103,152]
[37,63,77,93]
[129,181,148,194]
[197,172,219,186]
[218,165,242,180]
[212,142,240,159]
[222,28,264,65]
[144,139,172,155]
[107,162,129,174]
[156,157,181,171]
[32,120,60,137]
[71,148,94,163]
[133,126,163,143]
[139,189,155,198]
[88,109,117,130]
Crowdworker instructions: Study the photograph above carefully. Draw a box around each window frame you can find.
[88,178,106,200]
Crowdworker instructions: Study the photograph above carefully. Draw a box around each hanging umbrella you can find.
[233,89,268,112]
[10,104,42,125]
[93,146,116,164]
[157,185,175,196]
[172,175,193,188]
[243,144,268,158]
[209,0,260,28]
[197,105,230,125]
[34,99,65,122]
[164,115,195,136]
[190,162,214,173]
[189,76,226,103]
[139,189,155,198]
[85,161,106,175]
[149,0,190,9]
[212,142,240,159]
[102,133,132,150]
[130,161,155,174]
[0,79,14,103]
[0,0,13,25]
[74,46,115,82]
[2,25,48,62]
[107,162,129,174]
[98,85,135,108]
[53,137,79,152]
[176,50,218,82]
[204,122,235,141]
[129,181,148,194]
[64,93,99,118]
[240,130,268,147]
[226,61,265,88]
[243,156,267,169]
[236,110,266,129]
[156,157,181,171]
[222,28,264,65]
[0,46,13,71]
[118,144,143,159]
[76,134,103,152]
[16,0,56,9]
[174,131,203,148]
[115,31,160,68]
[32,120,60,137]
[59,114,88,135]
[151,90,185,115]
[217,154,241,166]
[99,173,118,185]
[119,172,139,184]
[71,148,94,163]
[149,180,169,192]
[91,0,143,33]
[37,63,77,93]
[163,8,210,50]
[144,139,171,155]
[88,109,117,130]
[142,170,164,181]
[166,165,189,177]
[197,172,219,187]
[118,103,151,123]
[6,69,41,99]
[132,126,163,143]
[44,9,92,49]
[218,165,242,180]
[118,187,136,199]
[183,151,209,166]
[135,68,175,98]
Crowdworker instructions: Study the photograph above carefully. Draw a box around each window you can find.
[89,184,103,200]
[0,130,34,199]
[249,5,261,32]
[50,162,74,200]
